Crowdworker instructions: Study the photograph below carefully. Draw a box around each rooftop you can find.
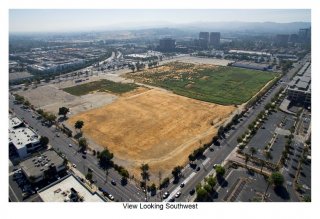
[9,127,39,150]
[38,174,105,202]
[20,150,64,178]
[287,62,311,93]
[9,116,23,129]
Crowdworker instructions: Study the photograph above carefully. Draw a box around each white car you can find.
[108,194,114,201]
[68,144,72,147]
[72,164,77,168]
[175,191,181,198]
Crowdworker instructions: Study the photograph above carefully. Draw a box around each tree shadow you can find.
[121,178,128,186]
[217,176,228,188]
[209,190,219,200]
[274,186,290,200]
[74,132,83,140]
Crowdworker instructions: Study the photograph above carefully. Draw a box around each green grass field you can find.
[127,62,279,105]
[63,79,138,96]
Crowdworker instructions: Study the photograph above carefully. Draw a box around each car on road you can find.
[175,191,181,198]
[72,164,77,168]
[189,189,195,195]
[111,180,116,186]
[180,183,185,188]
[68,144,72,147]
[196,166,201,171]
[82,155,86,159]
[162,191,170,199]
[108,194,114,201]
[168,198,175,202]
[209,147,214,152]
[56,133,60,137]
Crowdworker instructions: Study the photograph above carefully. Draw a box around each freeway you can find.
[9,95,144,202]
[161,57,309,202]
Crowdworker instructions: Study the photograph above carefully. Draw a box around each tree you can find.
[196,186,209,201]
[140,164,150,182]
[218,126,224,137]
[74,120,84,132]
[188,154,196,163]
[160,177,170,189]
[270,172,284,187]
[120,168,129,183]
[86,172,93,181]
[45,113,57,125]
[58,107,69,118]
[172,166,183,181]
[36,108,44,116]
[249,147,257,157]
[129,64,135,72]
[237,137,242,143]
[98,148,114,170]
[78,137,88,152]
[39,136,49,146]
[215,165,225,177]
[24,100,31,107]
[206,175,216,188]
[263,172,284,200]
[140,163,150,201]
[149,183,157,195]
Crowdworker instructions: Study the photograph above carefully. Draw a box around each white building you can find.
[9,116,42,158]
[38,174,105,202]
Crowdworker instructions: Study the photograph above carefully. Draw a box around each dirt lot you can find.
[68,89,235,181]
[162,56,233,66]
[17,84,118,116]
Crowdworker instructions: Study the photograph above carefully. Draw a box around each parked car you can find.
[180,183,185,188]
[68,144,72,147]
[111,180,116,186]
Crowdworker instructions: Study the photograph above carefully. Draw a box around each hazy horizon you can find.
[9,9,311,33]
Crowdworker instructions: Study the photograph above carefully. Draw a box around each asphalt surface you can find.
[9,96,144,202]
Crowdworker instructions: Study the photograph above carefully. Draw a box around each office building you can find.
[199,32,209,49]
[287,62,311,106]
[209,32,221,48]
[9,116,42,158]
[159,38,176,52]
[20,150,66,183]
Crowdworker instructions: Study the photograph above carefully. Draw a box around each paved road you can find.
[9,96,144,202]
[161,57,308,202]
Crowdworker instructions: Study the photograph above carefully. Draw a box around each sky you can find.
[9,9,311,33]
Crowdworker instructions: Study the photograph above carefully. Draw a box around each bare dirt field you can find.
[17,84,118,116]
[68,89,236,181]
[162,56,233,66]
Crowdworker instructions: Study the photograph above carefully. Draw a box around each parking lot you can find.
[244,109,296,164]
[216,167,298,202]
